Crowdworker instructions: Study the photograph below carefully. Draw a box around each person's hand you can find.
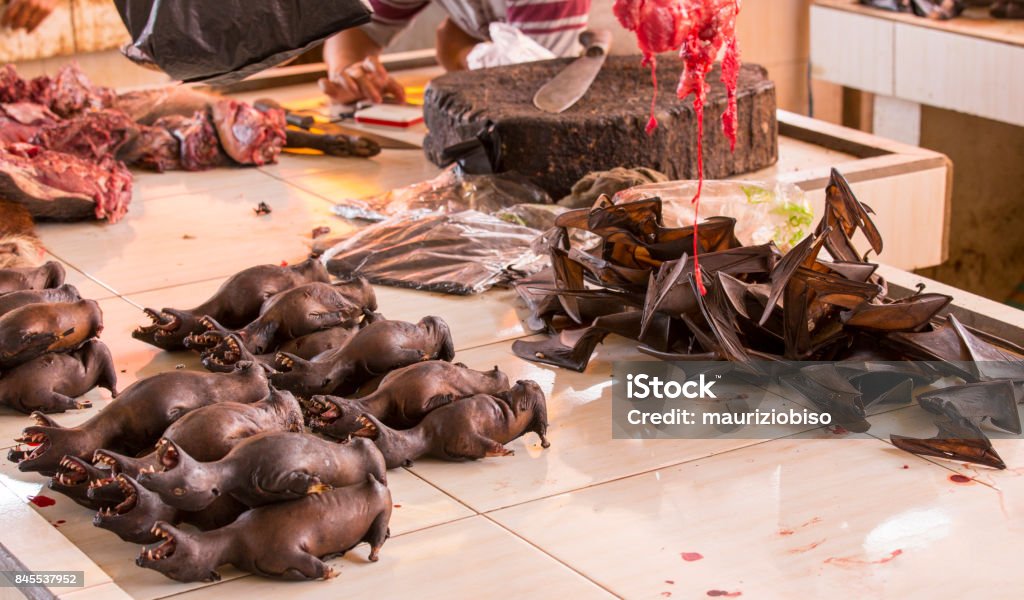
[318,56,406,105]
[1,0,58,33]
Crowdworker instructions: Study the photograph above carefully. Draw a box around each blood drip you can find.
[681,552,704,561]
[613,0,742,295]
[28,495,56,507]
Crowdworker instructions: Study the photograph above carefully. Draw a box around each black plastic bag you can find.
[114,0,371,85]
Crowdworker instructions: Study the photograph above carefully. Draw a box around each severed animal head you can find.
[136,520,222,583]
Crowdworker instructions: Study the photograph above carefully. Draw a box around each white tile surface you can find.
[490,437,1018,599]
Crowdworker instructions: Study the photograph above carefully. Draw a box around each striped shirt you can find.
[362,0,591,57]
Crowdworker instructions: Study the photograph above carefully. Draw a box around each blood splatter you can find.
[902,465,909,469]
[824,549,903,567]
[830,425,850,435]
[393,504,402,508]
[949,474,973,484]
[28,495,56,507]
[662,593,672,598]
[779,516,821,536]
[614,0,742,296]
[681,552,704,561]
[666,580,676,585]
[707,591,742,597]
[279,260,288,267]
[787,539,825,554]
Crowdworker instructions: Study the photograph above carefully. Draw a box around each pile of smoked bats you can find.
[7,257,549,583]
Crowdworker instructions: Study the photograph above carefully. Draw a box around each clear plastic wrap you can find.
[614,180,813,251]
[321,210,547,295]
[332,165,552,221]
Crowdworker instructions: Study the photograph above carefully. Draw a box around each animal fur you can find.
[0,200,43,268]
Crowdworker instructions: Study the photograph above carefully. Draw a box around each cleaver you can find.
[533,30,613,114]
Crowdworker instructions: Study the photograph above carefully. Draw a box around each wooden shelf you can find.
[811,1,1024,128]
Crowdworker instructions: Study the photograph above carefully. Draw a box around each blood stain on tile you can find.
[681,552,704,561]
[824,549,903,567]
[28,495,56,507]
[707,590,742,597]
[949,474,974,484]
[787,539,825,554]
[779,516,821,536]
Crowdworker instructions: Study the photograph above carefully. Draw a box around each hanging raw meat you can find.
[614,0,742,294]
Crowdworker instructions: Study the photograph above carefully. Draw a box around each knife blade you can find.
[533,30,613,114]
[316,120,421,150]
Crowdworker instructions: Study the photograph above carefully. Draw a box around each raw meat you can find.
[210,100,286,165]
[0,103,58,144]
[117,88,286,166]
[0,62,284,224]
[117,126,182,173]
[154,113,227,171]
[0,64,114,117]
[31,109,138,161]
[0,65,30,104]
[0,143,132,223]
[37,64,116,118]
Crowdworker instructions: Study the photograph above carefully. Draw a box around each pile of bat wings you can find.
[6,258,549,583]
[513,168,1023,470]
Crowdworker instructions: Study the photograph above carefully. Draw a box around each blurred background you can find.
[2,0,1021,306]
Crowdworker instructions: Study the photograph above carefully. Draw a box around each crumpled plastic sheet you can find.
[321,210,548,295]
[332,164,552,221]
[113,0,370,84]
[615,179,813,252]
[466,22,558,70]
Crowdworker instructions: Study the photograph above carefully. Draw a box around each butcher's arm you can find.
[324,28,383,77]
[435,17,479,72]
[321,0,429,104]
[320,28,407,104]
